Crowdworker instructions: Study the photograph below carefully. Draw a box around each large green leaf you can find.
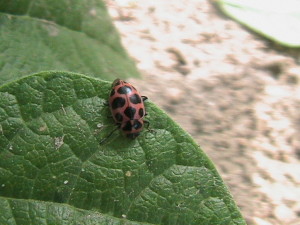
[0,0,139,85]
[0,71,246,224]
[217,0,300,47]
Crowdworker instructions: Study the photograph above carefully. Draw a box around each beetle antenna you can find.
[99,125,120,145]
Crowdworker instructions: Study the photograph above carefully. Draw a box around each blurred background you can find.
[104,0,300,224]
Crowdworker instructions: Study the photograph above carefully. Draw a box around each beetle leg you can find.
[144,120,150,129]
[99,124,120,145]
[143,120,155,134]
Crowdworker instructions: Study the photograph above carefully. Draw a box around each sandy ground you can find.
[104,0,300,224]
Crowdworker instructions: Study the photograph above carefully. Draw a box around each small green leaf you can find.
[217,0,300,47]
[0,0,139,85]
[0,71,245,224]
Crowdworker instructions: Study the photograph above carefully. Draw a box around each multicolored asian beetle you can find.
[100,79,149,143]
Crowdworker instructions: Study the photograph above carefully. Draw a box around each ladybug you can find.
[102,79,148,143]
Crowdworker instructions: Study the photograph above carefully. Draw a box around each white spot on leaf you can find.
[125,171,132,177]
[89,8,97,16]
[39,125,47,132]
[54,136,64,149]
[97,123,103,128]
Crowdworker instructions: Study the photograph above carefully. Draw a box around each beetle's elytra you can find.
[107,79,148,139]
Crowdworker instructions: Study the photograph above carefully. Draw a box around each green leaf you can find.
[0,197,148,225]
[0,0,139,85]
[0,71,245,225]
[217,0,300,47]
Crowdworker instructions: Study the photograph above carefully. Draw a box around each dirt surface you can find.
[104,0,300,224]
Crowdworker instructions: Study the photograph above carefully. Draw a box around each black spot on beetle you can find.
[118,86,132,94]
[124,107,136,119]
[122,121,132,131]
[114,113,123,122]
[110,89,115,96]
[130,94,142,104]
[112,97,126,109]
[133,120,142,130]
[139,108,144,117]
